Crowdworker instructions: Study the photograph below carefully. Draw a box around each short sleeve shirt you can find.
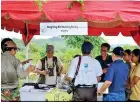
[68,56,103,86]
[95,55,113,82]
[130,64,140,100]
[36,57,63,85]
[104,60,129,92]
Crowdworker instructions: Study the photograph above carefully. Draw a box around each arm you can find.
[65,75,72,82]
[21,59,32,65]
[95,56,107,74]
[102,63,111,74]
[60,65,65,74]
[57,58,66,74]
[95,60,103,82]
[34,60,49,75]
[65,59,77,82]
[131,65,140,87]
[126,79,131,89]
[131,76,140,88]
[98,64,115,93]
[102,68,107,74]
[99,81,112,93]
[34,69,49,75]
[14,59,28,79]
[97,76,101,82]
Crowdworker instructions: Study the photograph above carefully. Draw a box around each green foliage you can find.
[15,36,105,71]
[13,38,25,51]
[34,0,48,11]
[55,48,81,71]
[34,0,85,11]
[67,0,85,11]
[61,35,105,57]
[122,44,139,51]
[16,51,25,62]
[28,43,45,65]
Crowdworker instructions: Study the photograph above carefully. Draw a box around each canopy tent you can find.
[1,1,140,46]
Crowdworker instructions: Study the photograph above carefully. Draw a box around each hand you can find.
[26,65,35,73]
[97,90,100,96]
[26,59,32,62]
[103,68,107,73]
[97,90,102,96]
[3,89,11,97]
[127,84,131,89]
[61,70,66,74]
[22,59,32,65]
[33,69,49,75]
[42,70,49,75]
[107,64,110,67]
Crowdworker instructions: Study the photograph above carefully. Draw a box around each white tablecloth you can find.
[20,86,103,101]
[20,86,52,101]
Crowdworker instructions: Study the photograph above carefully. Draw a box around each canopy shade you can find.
[1,1,140,46]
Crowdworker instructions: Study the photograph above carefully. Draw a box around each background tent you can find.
[1,1,140,46]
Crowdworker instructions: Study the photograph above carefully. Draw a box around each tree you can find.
[61,35,105,57]
[29,42,46,64]
[55,48,81,71]
[122,44,139,51]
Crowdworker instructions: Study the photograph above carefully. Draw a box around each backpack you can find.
[38,56,60,84]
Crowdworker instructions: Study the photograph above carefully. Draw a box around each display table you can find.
[20,86,102,101]
[19,85,72,101]
[20,86,52,101]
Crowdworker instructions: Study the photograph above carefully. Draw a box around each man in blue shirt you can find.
[97,47,129,101]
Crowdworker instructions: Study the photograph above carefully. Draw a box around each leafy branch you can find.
[34,0,85,11]
[67,0,85,11]
[34,0,48,11]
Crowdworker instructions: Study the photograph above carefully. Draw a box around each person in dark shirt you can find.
[96,43,113,82]
[97,47,129,101]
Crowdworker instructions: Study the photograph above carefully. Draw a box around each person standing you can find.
[66,41,103,101]
[98,47,129,101]
[123,49,132,68]
[96,43,113,82]
[1,39,34,101]
[129,49,140,101]
[123,49,133,101]
[35,45,64,85]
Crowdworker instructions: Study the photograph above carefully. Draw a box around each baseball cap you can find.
[46,45,54,52]
[112,47,124,56]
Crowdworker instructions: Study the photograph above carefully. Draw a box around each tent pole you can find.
[26,44,29,83]
[25,22,29,83]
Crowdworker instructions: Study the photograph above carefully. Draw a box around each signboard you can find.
[40,22,88,36]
